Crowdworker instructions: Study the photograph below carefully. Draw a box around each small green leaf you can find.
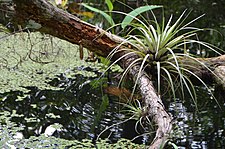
[0,24,11,33]
[105,0,113,11]
[121,5,162,29]
[81,3,115,26]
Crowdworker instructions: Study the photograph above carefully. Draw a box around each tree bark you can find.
[12,0,124,57]
[214,66,225,89]
[203,55,225,87]
[132,66,172,148]
[178,55,225,86]
[3,0,224,148]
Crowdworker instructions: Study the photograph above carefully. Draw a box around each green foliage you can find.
[106,9,223,105]
[96,138,147,148]
[105,0,113,12]
[0,110,146,148]
[0,24,11,33]
[121,5,162,29]
[120,101,143,121]
[91,95,109,133]
[81,3,115,26]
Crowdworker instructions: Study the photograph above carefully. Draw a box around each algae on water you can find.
[0,32,110,93]
[0,32,139,149]
[0,110,146,148]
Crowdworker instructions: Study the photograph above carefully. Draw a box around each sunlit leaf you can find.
[78,11,94,18]
[121,5,162,29]
[105,0,113,11]
[0,24,11,33]
[61,0,68,8]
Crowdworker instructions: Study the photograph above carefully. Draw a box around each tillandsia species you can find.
[105,9,223,107]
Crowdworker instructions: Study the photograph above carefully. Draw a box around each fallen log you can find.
[178,55,225,86]
[204,55,225,87]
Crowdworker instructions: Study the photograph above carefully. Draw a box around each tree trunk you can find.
[2,0,224,148]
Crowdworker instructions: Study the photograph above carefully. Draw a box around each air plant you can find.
[119,100,153,133]
[105,9,223,107]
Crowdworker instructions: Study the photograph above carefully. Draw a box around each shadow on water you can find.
[0,66,224,148]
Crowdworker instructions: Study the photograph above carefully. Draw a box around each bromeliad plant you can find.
[106,9,223,106]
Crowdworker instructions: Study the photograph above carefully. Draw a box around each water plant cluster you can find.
[0,111,146,148]
[0,31,132,148]
[0,32,119,93]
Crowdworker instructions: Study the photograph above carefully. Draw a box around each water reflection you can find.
[0,72,128,143]
[168,86,225,148]
[0,72,224,148]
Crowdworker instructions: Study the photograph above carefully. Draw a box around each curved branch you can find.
[130,66,172,148]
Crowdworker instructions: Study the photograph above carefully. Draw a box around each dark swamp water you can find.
[0,66,224,149]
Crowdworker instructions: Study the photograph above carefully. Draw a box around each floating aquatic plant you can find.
[0,32,114,93]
